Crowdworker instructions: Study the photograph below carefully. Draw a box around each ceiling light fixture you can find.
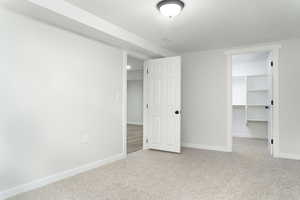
[126,65,132,70]
[157,0,185,18]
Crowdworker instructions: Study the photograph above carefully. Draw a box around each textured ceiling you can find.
[66,0,300,53]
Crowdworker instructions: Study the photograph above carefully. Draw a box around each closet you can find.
[232,52,272,139]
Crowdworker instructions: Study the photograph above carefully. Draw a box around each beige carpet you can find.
[8,138,300,200]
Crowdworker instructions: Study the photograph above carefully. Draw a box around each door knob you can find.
[174,110,180,115]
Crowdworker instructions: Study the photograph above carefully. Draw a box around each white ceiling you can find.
[66,0,300,53]
[1,0,173,59]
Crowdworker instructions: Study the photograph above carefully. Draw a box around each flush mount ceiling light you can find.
[126,65,132,70]
[157,0,185,18]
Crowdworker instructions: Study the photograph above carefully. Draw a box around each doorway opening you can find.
[126,56,144,154]
[231,50,274,154]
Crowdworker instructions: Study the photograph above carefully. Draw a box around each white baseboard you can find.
[277,152,300,161]
[0,153,126,200]
[182,142,231,152]
[127,122,143,125]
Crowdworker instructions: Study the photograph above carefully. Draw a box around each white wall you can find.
[127,56,144,71]
[279,39,300,157]
[0,7,124,193]
[181,38,300,158]
[127,80,143,125]
[182,51,229,151]
[232,60,268,76]
[127,70,143,81]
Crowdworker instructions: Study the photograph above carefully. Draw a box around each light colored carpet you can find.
[7,138,300,200]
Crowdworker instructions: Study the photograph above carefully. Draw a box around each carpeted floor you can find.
[7,138,300,200]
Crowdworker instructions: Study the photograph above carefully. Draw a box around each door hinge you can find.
[146,68,149,74]
[271,100,274,106]
[270,61,274,67]
[271,139,274,145]
[146,104,149,109]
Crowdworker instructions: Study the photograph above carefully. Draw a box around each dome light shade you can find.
[126,65,132,70]
[157,0,185,18]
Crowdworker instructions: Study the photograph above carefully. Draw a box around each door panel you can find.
[267,53,273,155]
[144,56,181,153]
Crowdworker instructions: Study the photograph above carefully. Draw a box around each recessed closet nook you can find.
[232,51,273,146]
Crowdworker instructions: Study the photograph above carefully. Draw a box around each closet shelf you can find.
[232,74,267,78]
[247,89,268,92]
[247,104,268,107]
[247,119,268,123]
[232,104,267,107]
[246,74,268,78]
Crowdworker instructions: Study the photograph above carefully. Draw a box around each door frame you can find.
[225,44,281,157]
[143,62,149,150]
[123,52,149,154]
[122,51,128,155]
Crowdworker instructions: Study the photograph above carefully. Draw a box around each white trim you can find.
[182,143,231,152]
[0,153,126,200]
[27,0,174,57]
[224,44,282,55]
[225,44,281,157]
[122,52,128,155]
[227,54,233,152]
[271,48,280,157]
[142,62,150,150]
[277,153,300,161]
[127,122,143,126]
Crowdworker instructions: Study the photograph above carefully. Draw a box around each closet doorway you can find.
[127,56,144,154]
[227,45,280,156]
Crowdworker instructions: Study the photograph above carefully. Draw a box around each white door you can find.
[144,56,181,153]
[267,53,274,155]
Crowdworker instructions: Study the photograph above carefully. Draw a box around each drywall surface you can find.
[127,70,143,81]
[127,80,143,125]
[232,60,268,76]
[182,51,229,149]
[127,56,144,71]
[278,39,300,156]
[0,7,124,192]
[182,38,300,158]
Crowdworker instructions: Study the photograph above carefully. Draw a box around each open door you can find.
[267,53,274,155]
[143,56,181,153]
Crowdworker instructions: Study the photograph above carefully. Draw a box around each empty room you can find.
[1,0,300,200]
